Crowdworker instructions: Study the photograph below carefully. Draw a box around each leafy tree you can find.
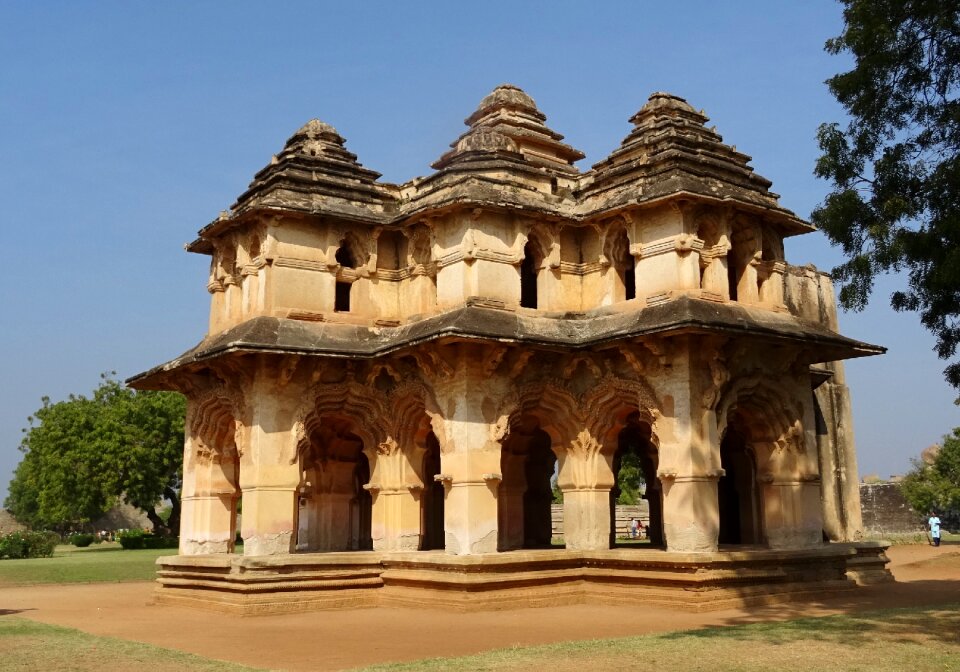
[616,451,645,506]
[813,0,960,390]
[900,427,960,514]
[5,375,185,535]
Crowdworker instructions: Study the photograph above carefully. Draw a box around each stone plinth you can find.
[153,544,886,615]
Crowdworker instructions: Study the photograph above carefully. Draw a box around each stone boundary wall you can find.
[547,487,952,540]
[859,482,959,533]
[551,503,650,539]
[859,483,924,535]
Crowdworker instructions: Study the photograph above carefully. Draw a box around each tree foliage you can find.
[900,427,960,514]
[4,375,185,534]
[813,0,960,390]
[616,451,645,506]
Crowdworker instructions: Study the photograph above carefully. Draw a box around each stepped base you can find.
[154,543,891,615]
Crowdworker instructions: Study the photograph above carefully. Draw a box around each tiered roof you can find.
[188,85,810,253]
[433,84,584,175]
[233,119,393,217]
[579,92,800,226]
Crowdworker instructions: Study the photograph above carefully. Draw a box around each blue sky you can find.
[0,1,956,503]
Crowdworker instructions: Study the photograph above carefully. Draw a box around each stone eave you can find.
[398,174,576,223]
[577,189,812,236]
[186,205,393,255]
[128,296,883,390]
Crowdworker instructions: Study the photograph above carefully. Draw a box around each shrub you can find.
[69,533,95,547]
[117,530,145,549]
[142,535,178,549]
[0,530,59,559]
[117,530,178,550]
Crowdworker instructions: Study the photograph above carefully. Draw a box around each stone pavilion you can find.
[131,85,890,613]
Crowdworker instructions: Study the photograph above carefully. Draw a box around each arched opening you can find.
[420,431,445,550]
[697,216,728,298]
[623,253,636,301]
[352,453,373,550]
[520,241,539,309]
[727,258,739,301]
[606,227,635,302]
[187,399,242,554]
[210,451,241,553]
[718,424,763,545]
[297,416,372,551]
[610,413,663,547]
[334,242,355,312]
[498,416,557,550]
[728,221,758,303]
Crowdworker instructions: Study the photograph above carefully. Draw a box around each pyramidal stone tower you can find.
[132,85,889,614]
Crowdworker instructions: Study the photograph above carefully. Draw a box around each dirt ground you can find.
[1,544,959,672]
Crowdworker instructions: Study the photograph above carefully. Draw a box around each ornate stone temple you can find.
[131,85,890,613]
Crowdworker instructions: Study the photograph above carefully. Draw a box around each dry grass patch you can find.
[358,605,960,672]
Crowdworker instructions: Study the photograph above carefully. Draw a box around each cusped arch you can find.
[581,374,661,452]
[189,388,244,464]
[294,382,390,462]
[717,378,798,446]
[716,378,809,480]
[334,229,370,270]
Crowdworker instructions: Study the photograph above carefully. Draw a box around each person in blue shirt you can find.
[928,511,942,547]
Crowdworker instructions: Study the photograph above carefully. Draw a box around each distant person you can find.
[629,518,639,539]
[928,511,942,547]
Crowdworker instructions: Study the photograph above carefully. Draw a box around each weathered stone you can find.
[131,84,889,612]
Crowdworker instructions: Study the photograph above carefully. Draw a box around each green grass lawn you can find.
[358,604,960,672]
[0,544,171,586]
[0,617,261,671]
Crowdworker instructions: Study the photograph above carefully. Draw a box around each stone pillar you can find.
[207,281,225,333]
[368,449,425,551]
[635,234,701,301]
[557,440,615,550]
[699,245,730,300]
[658,473,720,552]
[761,476,824,548]
[757,261,786,309]
[658,337,722,552]
[815,274,864,541]
[239,371,301,556]
[310,461,357,551]
[736,256,760,304]
[369,487,422,551]
[498,450,527,550]
[178,396,240,555]
[181,463,238,554]
[428,351,505,555]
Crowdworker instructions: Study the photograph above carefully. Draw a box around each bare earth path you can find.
[2,544,959,671]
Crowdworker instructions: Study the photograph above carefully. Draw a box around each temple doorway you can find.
[718,426,762,545]
[498,417,557,550]
[610,413,663,547]
[420,431,445,550]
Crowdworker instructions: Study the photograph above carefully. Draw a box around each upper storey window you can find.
[607,227,636,302]
[622,251,636,301]
[520,241,539,309]
[334,242,356,312]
